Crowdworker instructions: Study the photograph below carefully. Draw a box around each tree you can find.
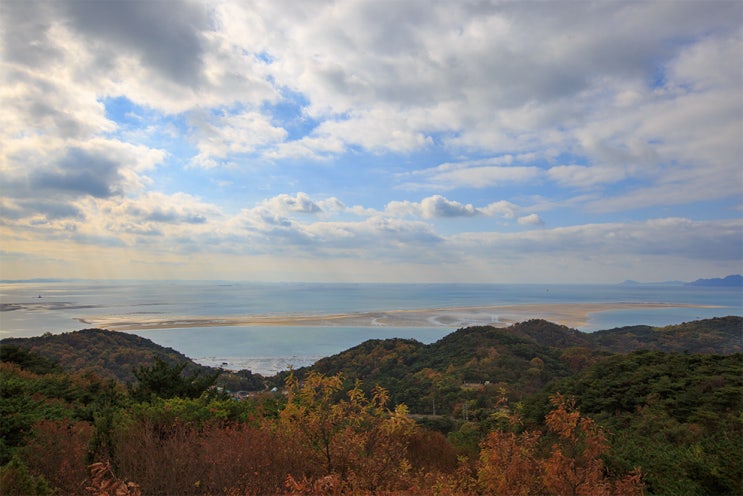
[129,357,219,402]
[478,393,643,495]
[278,372,416,492]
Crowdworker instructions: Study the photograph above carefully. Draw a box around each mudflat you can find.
[76,302,713,331]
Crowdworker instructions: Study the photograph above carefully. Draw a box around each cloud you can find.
[0,138,165,225]
[517,214,544,226]
[107,192,220,226]
[260,193,324,215]
[243,193,345,220]
[0,63,115,142]
[190,109,288,168]
[480,201,518,219]
[403,161,541,191]
[1,1,741,283]
[31,148,124,198]
[547,165,627,189]
[60,0,210,85]
[386,195,478,219]
[383,195,530,222]
[451,218,743,262]
[220,199,444,259]
[1,0,209,86]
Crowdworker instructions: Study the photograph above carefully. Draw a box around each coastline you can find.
[76,302,716,331]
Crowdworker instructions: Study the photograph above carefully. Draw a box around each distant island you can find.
[686,274,743,287]
[621,274,743,287]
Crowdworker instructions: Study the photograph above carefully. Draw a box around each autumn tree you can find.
[478,393,643,495]
[278,372,416,492]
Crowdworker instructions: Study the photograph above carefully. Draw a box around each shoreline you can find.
[76,302,717,331]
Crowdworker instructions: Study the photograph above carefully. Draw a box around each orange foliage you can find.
[12,372,643,495]
[277,372,417,493]
[21,419,92,494]
[478,393,644,496]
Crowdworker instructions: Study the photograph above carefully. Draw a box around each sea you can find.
[1,281,741,375]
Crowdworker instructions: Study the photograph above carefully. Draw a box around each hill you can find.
[523,351,743,495]
[1,328,267,391]
[1,328,208,384]
[589,316,742,354]
[2,316,739,401]
[303,325,576,413]
[2,317,741,495]
[293,317,741,414]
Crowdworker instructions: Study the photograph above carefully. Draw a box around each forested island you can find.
[1,317,741,495]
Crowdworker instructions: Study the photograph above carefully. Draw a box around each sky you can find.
[1,0,742,284]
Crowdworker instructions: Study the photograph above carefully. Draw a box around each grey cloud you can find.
[282,196,321,214]
[145,211,207,225]
[0,199,81,222]
[0,1,61,66]
[63,0,208,85]
[263,193,323,215]
[0,0,210,84]
[6,0,210,85]
[22,200,84,221]
[32,148,123,198]
[421,195,478,218]
[61,0,208,84]
[125,204,208,225]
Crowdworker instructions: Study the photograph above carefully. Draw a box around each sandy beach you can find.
[76,302,714,331]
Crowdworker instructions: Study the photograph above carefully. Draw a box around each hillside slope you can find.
[589,316,742,354]
[523,351,743,495]
[2,316,739,391]
[296,317,741,413]
[1,328,201,383]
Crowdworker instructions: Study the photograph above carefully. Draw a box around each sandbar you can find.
[76,302,715,331]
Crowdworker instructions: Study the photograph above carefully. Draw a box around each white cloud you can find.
[261,193,323,215]
[481,201,518,219]
[517,214,544,226]
[450,218,743,262]
[384,195,527,221]
[386,195,478,219]
[403,161,541,191]
[190,109,288,168]
[547,165,627,189]
[1,1,741,283]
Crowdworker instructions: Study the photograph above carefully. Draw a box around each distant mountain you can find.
[686,274,743,287]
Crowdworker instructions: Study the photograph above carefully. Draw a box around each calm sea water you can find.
[1,281,741,375]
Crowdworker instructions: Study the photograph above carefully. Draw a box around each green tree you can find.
[0,345,60,375]
[129,356,220,402]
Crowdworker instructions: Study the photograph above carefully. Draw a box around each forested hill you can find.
[293,316,741,412]
[1,328,199,383]
[1,317,739,388]
[306,316,741,380]
[590,316,742,353]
